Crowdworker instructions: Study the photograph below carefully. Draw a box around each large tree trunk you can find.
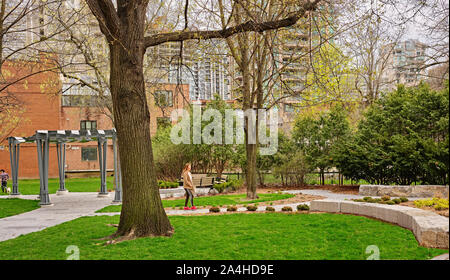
[107,4,173,240]
[242,61,259,199]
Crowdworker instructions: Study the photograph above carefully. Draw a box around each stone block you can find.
[437,231,449,249]
[340,201,361,214]
[359,184,449,198]
[310,199,341,213]
[311,197,449,249]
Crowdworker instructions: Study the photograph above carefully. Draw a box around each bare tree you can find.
[340,2,405,106]
[415,0,449,70]
[0,0,75,142]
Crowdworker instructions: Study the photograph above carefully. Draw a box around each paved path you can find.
[0,189,427,242]
[283,189,426,201]
[283,189,363,200]
[0,192,113,242]
[432,253,449,260]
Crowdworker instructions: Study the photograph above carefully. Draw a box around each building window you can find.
[157,117,171,129]
[81,147,97,161]
[154,90,173,107]
[80,120,97,130]
[62,95,99,107]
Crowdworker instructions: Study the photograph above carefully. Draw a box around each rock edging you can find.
[310,199,449,249]
[359,185,449,198]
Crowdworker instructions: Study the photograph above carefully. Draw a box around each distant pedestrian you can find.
[1,169,9,193]
[181,163,196,210]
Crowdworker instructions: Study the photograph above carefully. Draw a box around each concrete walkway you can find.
[283,189,426,201]
[0,192,113,242]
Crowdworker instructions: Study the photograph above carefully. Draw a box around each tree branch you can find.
[144,0,320,48]
[85,0,121,43]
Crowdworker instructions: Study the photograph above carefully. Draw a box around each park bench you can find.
[192,176,215,188]
[216,174,228,183]
[179,174,215,189]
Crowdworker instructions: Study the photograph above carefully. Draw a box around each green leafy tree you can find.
[334,82,449,185]
[303,43,357,107]
[292,105,352,184]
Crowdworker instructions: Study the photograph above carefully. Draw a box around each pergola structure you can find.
[8,129,122,205]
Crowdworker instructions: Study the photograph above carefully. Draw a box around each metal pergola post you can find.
[36,131,51,205]
[112,134,122,202]
[56,132,68,195]
[97,130,108,196]
[8,137,24,195]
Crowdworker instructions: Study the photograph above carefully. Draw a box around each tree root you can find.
[98,227,174,245]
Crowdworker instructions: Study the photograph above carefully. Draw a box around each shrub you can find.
[153,127,189,180]
[354,199,365,202]
[213,183,227,193]
[227,206,237,212]
[333,83,449,186]
[209,207,220,213]
[227,179,242,191]
[392,198,401,204]
[297,204,310,211]
[381,195,391,201]
[265,206,275,212]
[415,197,449,210]
[272,150,312,186]
[400,197,409,203]
[281,206,293,212]
[366,198,377,203]
[158,180,179,189]
[246,205,258,211]
[385,200,395,205]
[363,197,372,201]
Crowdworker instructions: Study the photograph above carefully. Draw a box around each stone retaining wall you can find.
[359,185,449,198]
[310,199,449,249]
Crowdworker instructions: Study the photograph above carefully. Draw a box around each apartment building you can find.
[380,39,428,91]
[147,39,232,101]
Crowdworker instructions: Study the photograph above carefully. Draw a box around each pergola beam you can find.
[8,129,118,205]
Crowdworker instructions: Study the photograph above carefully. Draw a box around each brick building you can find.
[0,59,189,179]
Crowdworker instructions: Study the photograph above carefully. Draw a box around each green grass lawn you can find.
[0,213,446,260]
[96,193,294,213]
[0,198,40,218]
[0,177,115,196]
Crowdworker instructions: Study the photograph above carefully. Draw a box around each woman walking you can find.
[181,163,196,210]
